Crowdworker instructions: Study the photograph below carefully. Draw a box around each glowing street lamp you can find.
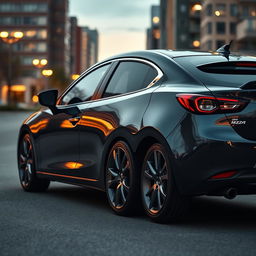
[42,69,53,77]
[152,16,160,24]
[32,58,48,69]
[0,30,24,105]
[41,69,53,89]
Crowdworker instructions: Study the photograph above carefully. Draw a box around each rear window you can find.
[175,55,256,87]
[198,62,256,74]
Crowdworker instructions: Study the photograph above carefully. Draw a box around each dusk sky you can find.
[70,0,159,60]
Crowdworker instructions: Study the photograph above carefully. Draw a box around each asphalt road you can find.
[0,111,256,256]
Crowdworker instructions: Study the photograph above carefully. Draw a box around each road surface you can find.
[0,111,255,256]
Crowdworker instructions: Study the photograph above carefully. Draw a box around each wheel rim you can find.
[142,149,168,214]
[106,146,131,209]
[18,135,33,187]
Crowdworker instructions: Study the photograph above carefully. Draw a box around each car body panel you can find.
[18,50,256,196]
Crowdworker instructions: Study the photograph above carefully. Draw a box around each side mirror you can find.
[38,89,58,114]
[38,89,58,107]
[38,89,81,116]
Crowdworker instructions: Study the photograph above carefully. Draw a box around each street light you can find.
[32,58,52,90]
[0,31,24,105]
[41,69,53,89]
[32,58,48,69]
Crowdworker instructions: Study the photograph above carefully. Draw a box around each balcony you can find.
[237,19,256,41]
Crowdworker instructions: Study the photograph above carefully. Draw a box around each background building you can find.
[80,27,98,71]
[0,0,69,105]
[200,0,238,51]
[146,5,160,49]
[200,0,256,52]
[160,0,202,50]
[0,0,99,106]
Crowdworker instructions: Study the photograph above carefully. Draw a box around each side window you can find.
[61,64,110,105]
[103,61,158,98]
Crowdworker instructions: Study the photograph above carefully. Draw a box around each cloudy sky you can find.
[70,0,159,60]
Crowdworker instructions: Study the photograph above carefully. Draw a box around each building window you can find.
[207,22,212,34]
[243,6,249,17]
[206,40,212,51]
[230,4,238,17]
[13,42,47,53]
[180,4,186,13]
[0,3,47,12]
[216,40,225,49]
[230,22,236,34]
[215,4,226,16]
[0,16,47,26]
[216,22,226,34]
[206,4,212,16]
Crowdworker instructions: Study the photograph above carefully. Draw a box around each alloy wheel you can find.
[142,148,168,214]
[106,145,131,209]
[18,134,33,188]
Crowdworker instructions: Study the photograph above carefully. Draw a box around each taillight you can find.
[176,94,247,114]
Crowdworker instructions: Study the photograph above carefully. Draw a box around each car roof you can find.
[156,49,213,58]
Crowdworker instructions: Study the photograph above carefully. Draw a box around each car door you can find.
[37,63,111,177]
[77,58,161,180]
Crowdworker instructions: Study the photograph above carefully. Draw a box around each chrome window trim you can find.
[57,57,163,108]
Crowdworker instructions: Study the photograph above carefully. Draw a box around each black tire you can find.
[141,143,189,223]
[18,133,50,192]
[105,141,140,216]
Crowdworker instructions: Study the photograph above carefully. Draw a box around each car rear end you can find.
[170,54,256,197]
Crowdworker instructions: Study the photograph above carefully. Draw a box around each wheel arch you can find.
[18,124,40,171]
[98,127,176,190]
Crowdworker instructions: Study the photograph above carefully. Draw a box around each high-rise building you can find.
[146,5,160,49]
[200,0,238,51]
[79,27,98,71]
[160,0,202,50]
[200,0,256,52]
[69,16,79,75]
[0,0,70,104]
[237,0,256,52]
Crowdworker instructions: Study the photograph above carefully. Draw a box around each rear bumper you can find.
[166,113,256,196]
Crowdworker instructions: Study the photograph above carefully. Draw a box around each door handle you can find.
[68,116,81,126]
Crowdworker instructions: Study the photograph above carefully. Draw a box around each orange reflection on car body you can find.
[30,119,49,133]
[60,120,74,128]
[80,115,114,136]
[64,161,84,169]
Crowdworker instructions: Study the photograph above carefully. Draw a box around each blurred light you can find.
[32,95,39,103]
[152,16,160,24]
[0,31,8,38]
[26,30,36,37]
[193,40,200,47]
[32,59,40,66]
[215,10,221,16]
[251,11,256,16]
[42,69,53,77]
[40,59,48,66]
[71,74,80,80]
[192,4,202,11]
[153,30,161,39]
[3,85,26,92]
[13,31,23,39]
